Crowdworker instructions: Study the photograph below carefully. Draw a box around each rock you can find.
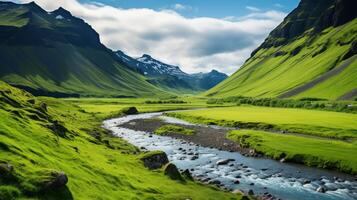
[164,163,183,181]
[216,159,235,165]
[248,189,254,195]
[27,99,36,104]
[121,107,138,115]
[140,151,169,170]
[181,169,193,180]
[234,179,240,184]
[190,155,199,160]
[280,158,286,163]
[208,179,221,185]
[47,171,68,188]
[316,186,326,193]
[249,183,254,186]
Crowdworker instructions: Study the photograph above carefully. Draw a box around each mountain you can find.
[0,1,168,97]
[205,0,357,100]
[115,51,228,93]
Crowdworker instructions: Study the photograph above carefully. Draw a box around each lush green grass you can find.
[205,19,357,100]
[0,82,245,200]
[227,130,357,174]
[295,58,357,99]
[155,125,195,136]
[168,106,357,139]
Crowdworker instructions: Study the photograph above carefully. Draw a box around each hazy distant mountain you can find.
[115,51,228,93]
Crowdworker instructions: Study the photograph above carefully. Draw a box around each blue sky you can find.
[79,0,299,18]
[16,0,300,74]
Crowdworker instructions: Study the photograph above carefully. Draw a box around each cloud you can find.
[246,6,261,12]
[274,3,284,8]
[172,3,190,11]
[14,0,286,74]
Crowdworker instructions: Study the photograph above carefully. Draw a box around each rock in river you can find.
[216,159,235,165]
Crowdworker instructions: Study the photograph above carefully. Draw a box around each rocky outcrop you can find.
[46,171,68,188]
[140,151,169,170]
[121,107,138,115]
[251,0,357,56]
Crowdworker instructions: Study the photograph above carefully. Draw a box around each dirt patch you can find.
[121,118,251,154]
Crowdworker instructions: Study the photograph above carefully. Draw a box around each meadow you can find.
[168,106,357,174]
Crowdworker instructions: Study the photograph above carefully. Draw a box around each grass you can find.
[154,125,195,136]
[0,81,245,200]
[167,106,357,139]
[205,19,357,100]
[227,130,357,174]
[168,105,357,174]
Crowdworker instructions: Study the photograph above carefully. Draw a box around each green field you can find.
[168,106,357,174]
[155,125,195,136]
[168,106,357,139]
[0,82,245,200]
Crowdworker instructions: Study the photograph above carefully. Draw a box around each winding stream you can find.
[103,112,357,200]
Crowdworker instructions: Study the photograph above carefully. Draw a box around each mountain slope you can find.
[205,0,357,100]
[115,51,228,93]
[0,2,167,97]
[0,81,244,200]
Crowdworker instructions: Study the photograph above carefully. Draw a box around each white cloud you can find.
[246,6,261,12]
[15,0,286,74]
[172,3,190,11]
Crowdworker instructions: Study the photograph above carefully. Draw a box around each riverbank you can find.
[166,107,357,174]
[107,112,357,200]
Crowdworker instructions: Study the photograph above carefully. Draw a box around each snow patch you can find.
[55,15,64,20]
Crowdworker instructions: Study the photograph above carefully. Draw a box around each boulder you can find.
[216,159,235,165]
[248,189,254,195]
[0,162,14,175]
[316,186,326,193]
[121,107,138,115]
[140,151,169,170]
[46,171,68,188]
[164,163,183,181]
[181,169,193,180]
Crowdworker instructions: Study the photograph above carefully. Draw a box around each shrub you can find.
[0,186,20,200]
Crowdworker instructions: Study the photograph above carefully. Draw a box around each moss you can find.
[0,186,20,200]
[154,125,195,136]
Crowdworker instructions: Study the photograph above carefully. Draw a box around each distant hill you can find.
[115,51,228,93]
[0,1,168,97]
[205,0,357,100]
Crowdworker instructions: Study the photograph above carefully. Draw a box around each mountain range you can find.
[0,1,227,97]
[206,0,357,100]
[115,51,227,93]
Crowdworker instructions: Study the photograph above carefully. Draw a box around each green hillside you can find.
[205,0,357,100]
[0,2,168,97]
[0,81,245,200]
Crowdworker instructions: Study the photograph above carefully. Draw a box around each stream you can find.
[103,112,357,200]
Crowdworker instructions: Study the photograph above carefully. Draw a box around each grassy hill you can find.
[205,0,357,100]
[0,2,168,98]
[0,81,246,200]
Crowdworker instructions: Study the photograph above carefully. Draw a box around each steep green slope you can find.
[0,81,244,200]
[205,0,357,100]
[0,2,167,97]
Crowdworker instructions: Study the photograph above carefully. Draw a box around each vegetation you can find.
[155,125,195,136]
[0,81,244,200]
[205,15,357,100]
[227,130,357,174]
[168,106,357,139]
[207,96,357,113]
[145,99,187,104]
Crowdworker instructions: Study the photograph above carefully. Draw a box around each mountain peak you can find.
[52,7,73,18]
[141,54,152,59]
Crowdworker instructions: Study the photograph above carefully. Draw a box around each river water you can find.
[103,112,357,200]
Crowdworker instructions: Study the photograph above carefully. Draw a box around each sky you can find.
[10,0,299,74]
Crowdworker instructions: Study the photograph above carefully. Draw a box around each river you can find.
[103,112,357,200]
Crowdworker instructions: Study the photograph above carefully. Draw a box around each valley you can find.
[0,0,356,200]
